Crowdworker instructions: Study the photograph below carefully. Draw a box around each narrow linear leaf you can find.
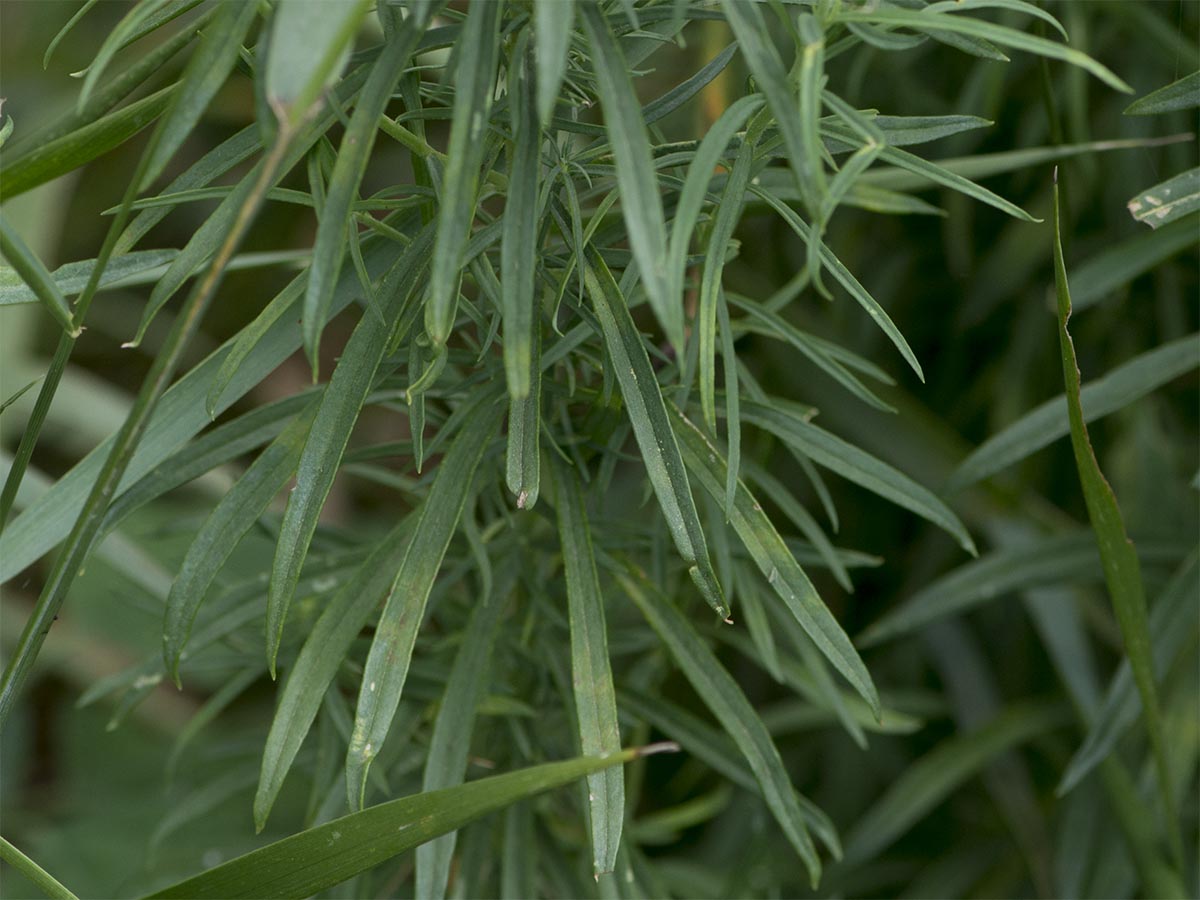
[670,405,879,718]
[1051,176,1179,859]
[948,333,1199,490]
[550,456,624,876]
[1127,168,1200,229]
[741,400,975,554]
[619,571,822,887]
[534,0,575,126]
[269,227,434,673]
[346,394,504,807]
[0,217,79,335]
[506,323,542,510]
[582,248,727,619]
[138,0,259,190]
[163,400,320,683]
[155,749,664,900]
[1124,71,1200,115]
[840,703,1066,867]
[501,37,542,400]
[302,11,427,371]
[424,1,501,346]
[1060,552,1200,795]
[579,3,678,353]
[0,837,79,900]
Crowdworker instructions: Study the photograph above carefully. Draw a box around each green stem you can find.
[0,836,80,900]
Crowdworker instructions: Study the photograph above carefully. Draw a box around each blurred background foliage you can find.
[0,1,1197,898]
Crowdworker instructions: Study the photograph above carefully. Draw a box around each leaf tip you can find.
[634,741,680,758]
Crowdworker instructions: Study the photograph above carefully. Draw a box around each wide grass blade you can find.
[948,333,1199,490]
[579,4,678,354]
[346,393,504,808]
[1050,176,1180,860]
[741,400,975,555]
[153,748,666,900]
[550,455,624,876]
[619,570,823,887]
[582,248,727,619]
[424,1,501,347]
[670,405,879,716]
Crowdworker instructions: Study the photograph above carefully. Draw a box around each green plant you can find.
[1,1,1196,898]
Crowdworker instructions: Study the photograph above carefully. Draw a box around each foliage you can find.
[1,1,1196,898]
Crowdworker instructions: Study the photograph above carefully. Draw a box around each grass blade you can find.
[1050,175,1180,861]
[424,1,501,346]
[948,333,1199,490]
[670,405,879,718]
[269,227,434,673]
[506,321,542,510]
[741,400,975,555]
[579,4,678,353]
[582,248,727,619]
[346,393,504,808]
[550,455,624,876]
[1059,552,1199,796]
[154,748,666,900]
[501,36,542,400]
[618,570,823,887]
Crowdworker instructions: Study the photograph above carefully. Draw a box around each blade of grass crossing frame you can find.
[669,405,879,717]
[424,1,501,346]
[0,837,79,900]
[698,140,752,432]
[618,570,822,887]
[301,7,428,373]
[415,578,508,900]
[1051,175,1181,864]
[155,749,666,900]
[578,4,679,354]
[346,393,504,809]
[582,248,728,619]
[163,399,320,685]
[506,323,542,509]
[138,0,260,190]
[550,456,624,876]
[534,0,575,127]
[502,35,542,399]
[268,227,434,674]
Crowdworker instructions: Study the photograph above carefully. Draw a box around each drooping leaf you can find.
[1127,168,1200,229]
[1124,71,1200,115]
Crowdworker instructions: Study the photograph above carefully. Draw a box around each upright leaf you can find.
[550,456,624,876]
